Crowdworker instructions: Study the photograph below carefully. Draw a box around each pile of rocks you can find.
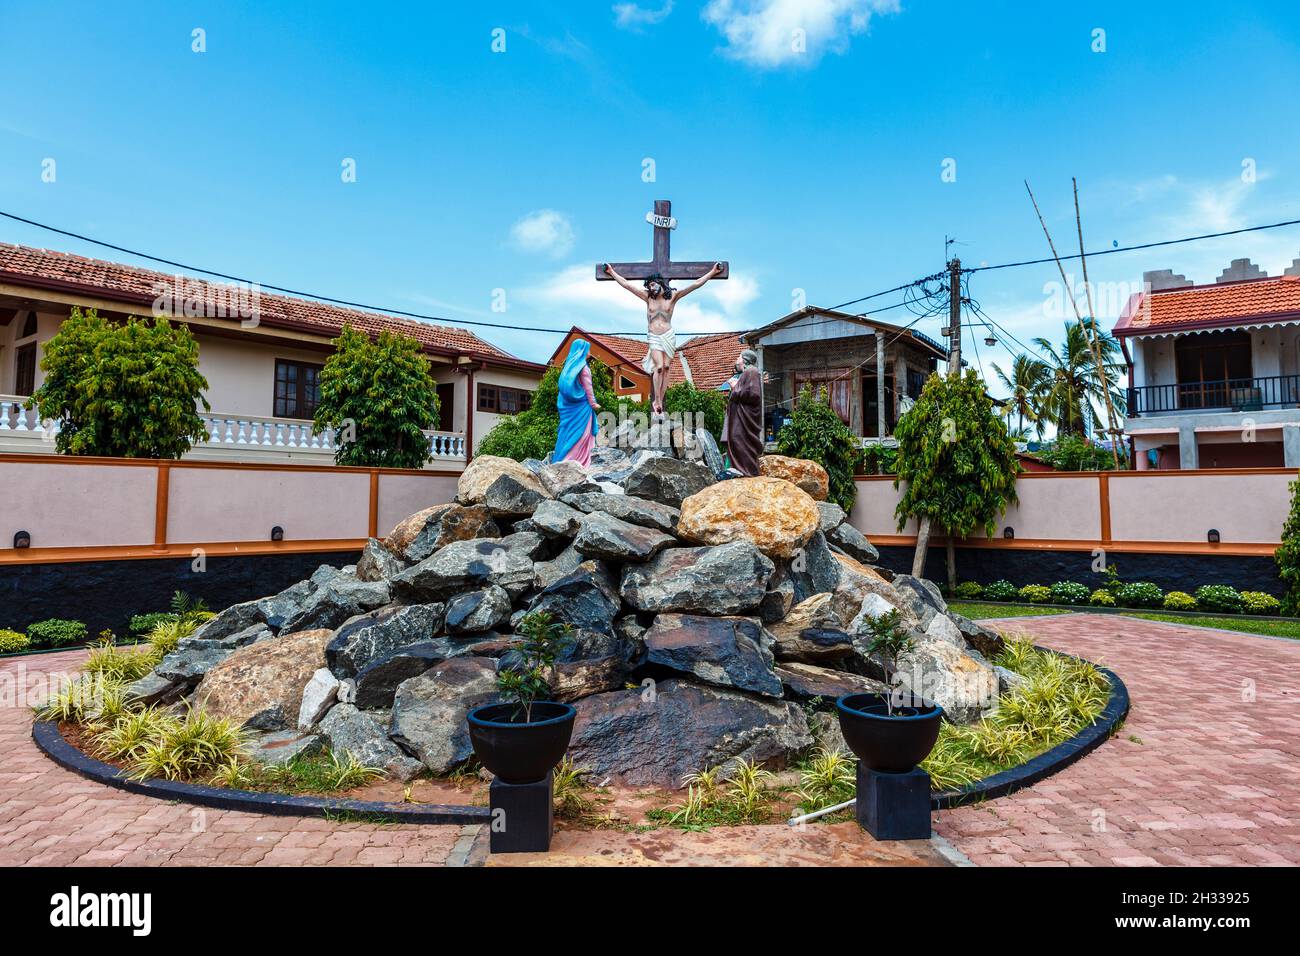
[126,437,1007,788]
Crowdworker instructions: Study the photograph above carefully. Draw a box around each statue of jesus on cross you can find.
[599,200,728,416]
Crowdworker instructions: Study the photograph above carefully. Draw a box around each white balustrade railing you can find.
[0,398,466,466]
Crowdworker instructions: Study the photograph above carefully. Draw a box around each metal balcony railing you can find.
[1127,374,1300,416]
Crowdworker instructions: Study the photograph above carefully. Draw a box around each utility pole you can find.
[947,256,962,373]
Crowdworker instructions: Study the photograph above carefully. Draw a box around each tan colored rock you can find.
[194,629,333,731]
[384,503,499,562]
[456,455,549,506]
[676,477,819,560]
[758,455,830,501]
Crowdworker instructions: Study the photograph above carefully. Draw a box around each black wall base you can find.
[856,764,931,841]
[874,545,1282,596]
[0,550,361,635]
[488,776,554,853]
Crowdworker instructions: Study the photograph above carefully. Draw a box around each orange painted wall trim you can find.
[0,539,369,567]
[866,533,1275,557]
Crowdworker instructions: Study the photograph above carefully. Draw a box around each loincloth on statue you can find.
[641,329,676,374]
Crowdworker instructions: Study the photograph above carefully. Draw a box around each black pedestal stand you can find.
[488,776,554,853]
[855,764,932,841]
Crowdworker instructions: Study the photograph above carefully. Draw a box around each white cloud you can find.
[613,1,674,30]
[701,0,899,69]
[509,210,576,258]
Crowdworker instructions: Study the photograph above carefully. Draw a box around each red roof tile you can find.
[555,327,745,390]
[0,242,539,367]
[1115,274,1300,336]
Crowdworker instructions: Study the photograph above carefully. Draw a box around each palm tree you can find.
[1031,318,1126,437]
[993,353,1051,438]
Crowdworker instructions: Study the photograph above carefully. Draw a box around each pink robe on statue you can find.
[561,367,599,468]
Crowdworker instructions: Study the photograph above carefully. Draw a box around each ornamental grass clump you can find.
[651,758,775,829]
[792,746,857,815]
[128,708,249,782]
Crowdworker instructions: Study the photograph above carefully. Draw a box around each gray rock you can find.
[337,678,357,705]
[297,668,340,730]
[444,585,512,635]
[389,657,499,774]
[124,672,185,706]
[622,456,714,508]
[568,679,814,788]
[536,460,602,498]
[772,627,856,665]
[154,645,230,686]
[559,492,681,533]
[542,627,643,702]
[533,542,585,591]
[621,542,774,615]
[573,511,676,562]
[995,665,1028,694]
[481,473,547,517]
[759,565,796,624]
[391,537,535,603]
[815,501,847,534]
[257,580,317,632]
[528,561,621,635]
[326,603,443,677]
[388,504,502,564]
[695,427,725,475]
[282,574,391,634]
[496,530,548,560]
[891,574,948,628]
[776,661,887,704]
[530,499,585,538]
[826,522,880,564]
[356,538,406,582]
[177,622,270,653]
[894,637,1000,724]
[353,640,458,709]
[246,730,325,768]
[788,531,842,604]
[643,614,782,697]
[952,613,1007,659]
[809,710,850,756]
[189,600,269,643]
[319,704,423,781]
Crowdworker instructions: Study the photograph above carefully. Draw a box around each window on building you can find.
[477,384,533,415]
[14,343,36,397]
[274,359,324,419]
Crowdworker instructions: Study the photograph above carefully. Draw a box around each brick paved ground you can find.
[934,614,1300,866]
[5,616,1298,867]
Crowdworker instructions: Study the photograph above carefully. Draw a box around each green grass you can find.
[1125,612,1300,640]
[949,601,1072,620]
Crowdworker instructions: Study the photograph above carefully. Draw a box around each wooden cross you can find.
[596,199,729,282]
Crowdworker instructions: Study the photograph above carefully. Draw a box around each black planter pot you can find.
[466,702,577,785]
[836,692,943,773]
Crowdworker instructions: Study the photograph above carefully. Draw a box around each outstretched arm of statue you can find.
[603,264,647,301]
[673,262,723,301]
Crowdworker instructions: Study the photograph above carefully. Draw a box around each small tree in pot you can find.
[495,612,571,722]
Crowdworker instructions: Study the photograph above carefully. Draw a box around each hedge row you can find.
[953,580,1282,616]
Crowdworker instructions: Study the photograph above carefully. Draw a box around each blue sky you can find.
[3,1,1300,389]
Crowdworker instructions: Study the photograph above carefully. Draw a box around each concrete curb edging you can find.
[930,661,1131,811]
[30,720,491,825]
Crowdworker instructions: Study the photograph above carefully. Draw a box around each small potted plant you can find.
[466,611,576,785]
[837,610,943,773]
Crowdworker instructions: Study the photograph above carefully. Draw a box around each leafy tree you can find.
[893,369,1019,592]
[27,307,210,459]
[775,384,862,511]
[992,353,1050,438]
[1029,318,1126,437]
[476,357,621,461]
[313,325,440,469]
[1037,433,1125,471]
[1275,476,1300,614]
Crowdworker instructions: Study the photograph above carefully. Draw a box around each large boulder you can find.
[952,613,1006,660]
[281,571,391,634]
[560,492,680,533]
[389,657,498,774]
[771,626,856,665]
[787,530,842,603]
[642,614,782,698]
[319,704,423,781]
[894,638,1000,724]
[385,504,499,563]
[815,501,847,533]
[458,455,550,517]
[622,456,714,508]
[257,580,317,632]
[826,521,880,565]
[536,459,602,498]
[758,454,830,501]
[572,511,676,562]
[352,640,465,709]
[444,585,512,635]
[391,537,535,603]
[527,562,621,635]
[297,668,340,730]
[355,538,407,582]
[193,629,334,731]
[890,574,949,628]
[529,499,585,539]
[776,662,888,704]
[768,592,871,655]
[676,477,819,559]
[327,603,443,677]
[567,680,814,788]
[189,600,269,643]
[533,542,585,591]
[545,627,642,702]
[245,730,326,768]
[620,542,774,615]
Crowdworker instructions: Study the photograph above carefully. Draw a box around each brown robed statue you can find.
[724,348,763,477]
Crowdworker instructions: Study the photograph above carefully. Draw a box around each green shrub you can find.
[776,384,863,512]
[1049,581,1091,605]
[129,612,178,637]
[0,629,31,653]
[1089,589,1116,607]
[983,579,1017,602]
[1162,591,1197,611]
[953,581,985,600]
[1018,584,1051,604]
[1275,476,1300,614]
[1241,591,1281,616]
[27,618,88,648]
[1195,584,1244,614]
[1114,581,1163,609]
[477,360,622,463]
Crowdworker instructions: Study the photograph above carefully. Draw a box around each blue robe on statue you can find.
[553,339,597,465]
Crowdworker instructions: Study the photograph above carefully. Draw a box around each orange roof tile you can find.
[1115,274,1300,337]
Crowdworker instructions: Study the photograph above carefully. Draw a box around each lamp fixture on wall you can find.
[1003,527,1014,540]
[1207,528,1220,544]
[270,526,284,542]
[13,530,31,549]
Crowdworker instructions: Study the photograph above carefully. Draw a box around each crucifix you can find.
[597,200,730,417]
[595,199,729,282]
